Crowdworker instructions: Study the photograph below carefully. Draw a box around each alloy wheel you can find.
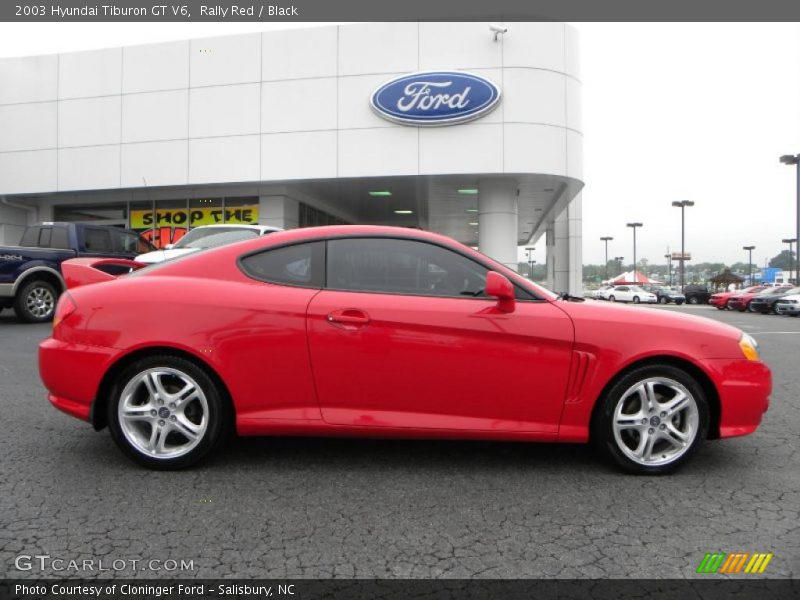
[117,367,208,459]
[612,377,699,467]
[25,286,55,319]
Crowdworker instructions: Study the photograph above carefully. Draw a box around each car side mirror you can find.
[485,271,515,313]
[164,244,174,250]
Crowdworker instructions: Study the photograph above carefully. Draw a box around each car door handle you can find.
[326,309,370,328]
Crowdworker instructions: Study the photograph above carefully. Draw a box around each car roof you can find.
[188,224,281,233]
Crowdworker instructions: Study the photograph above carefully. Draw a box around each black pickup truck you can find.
[0,222,154,322]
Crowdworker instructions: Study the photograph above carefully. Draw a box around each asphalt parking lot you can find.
[0,304,798,579]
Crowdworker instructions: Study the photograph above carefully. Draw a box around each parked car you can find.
[746,287,800,314]
[594,285,614,300]
[0,222,153,322]
[774,293,800,317]
[652,286,686,305]
[728,288,774,312]
[40,225,771,474]
[606,285,658,304]
[709,286,768,311]
[682,285,711,305]
[135,224,281,264]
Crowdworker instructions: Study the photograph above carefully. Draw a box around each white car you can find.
[594,285,614,300]
[606,285,658,304]
[135,224,282,264]
[775,293,800,316]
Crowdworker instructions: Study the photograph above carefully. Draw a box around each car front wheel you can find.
[593,365,708,475]
[609,295,616,302]
[107,356,230,469]
[687,296,699,305]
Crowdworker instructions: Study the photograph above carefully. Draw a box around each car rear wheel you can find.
[633,296,640,304]
[107,356,229,469]
[659,296,669,304]
[687,296,699,305]
[593,365,708,475]
[13,279,58,323]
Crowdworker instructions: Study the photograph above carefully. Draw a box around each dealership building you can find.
[0,22,584,293]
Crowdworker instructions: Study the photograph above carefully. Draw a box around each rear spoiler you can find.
[61,257,147,290]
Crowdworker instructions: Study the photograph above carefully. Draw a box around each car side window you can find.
[240,242,324,288]
[38,227,52,248]
[111,230,140,254]
[327,238,495,298]
[51,226,70,249]
[83,228,112,253]
[19,227,41,247]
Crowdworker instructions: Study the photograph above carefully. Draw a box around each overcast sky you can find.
[1,22,798,268]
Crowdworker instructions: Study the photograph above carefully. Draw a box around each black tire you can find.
[592,364,709,475]
[659,297,669,304]
[107,355,231,470]
[675,300,684,305]
[633,296,640,304]
[609,295,616,302]
[687,296,699,305]
[13,279,58,323]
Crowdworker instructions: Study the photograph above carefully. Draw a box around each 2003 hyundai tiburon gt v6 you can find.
[39,226,771,474]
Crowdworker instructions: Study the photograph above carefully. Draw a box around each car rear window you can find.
[240,242,325,288]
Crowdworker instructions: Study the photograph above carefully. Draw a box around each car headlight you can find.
[739,333,760,362]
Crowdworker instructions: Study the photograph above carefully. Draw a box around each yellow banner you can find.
[131,206,259,230]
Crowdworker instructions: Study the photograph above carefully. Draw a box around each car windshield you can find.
[173,228,260,249]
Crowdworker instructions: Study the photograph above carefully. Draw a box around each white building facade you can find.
[0,22,584,293]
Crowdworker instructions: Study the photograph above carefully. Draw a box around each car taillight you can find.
[53,292,77,330]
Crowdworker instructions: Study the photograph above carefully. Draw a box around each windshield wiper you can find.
[558,291,585,302]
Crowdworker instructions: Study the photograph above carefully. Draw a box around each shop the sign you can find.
[131,206,259,229]
[370,71,501,126]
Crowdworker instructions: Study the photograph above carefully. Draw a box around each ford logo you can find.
[370,71,501,126]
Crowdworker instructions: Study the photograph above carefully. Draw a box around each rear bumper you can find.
[702,359,771,438]
[709,297,726,307]
[39,337,115,423]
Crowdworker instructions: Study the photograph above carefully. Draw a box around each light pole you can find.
[600,236,613,281]
[743,245,755,286]
[626,223,643,283]
[665,253,672,286]
[780,154,799,289]
[614,257,624,278]
[525,246,536,280]
[783,237,798,284]
[671,200,694,292]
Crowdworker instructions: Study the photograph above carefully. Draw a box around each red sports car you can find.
[39,226,771,474]
[709,286,767,310]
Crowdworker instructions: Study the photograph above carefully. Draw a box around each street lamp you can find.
[525,246,536,280]
[780,154,799,288]
[783,237,798,285]
[600,236,613,281]
[743,245,755,286]
[626,223,643,283]
[665,253,672,286]
[671,200,695,292]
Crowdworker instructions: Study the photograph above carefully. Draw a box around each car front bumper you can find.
[703,358,772,438]
[775,303,800,315]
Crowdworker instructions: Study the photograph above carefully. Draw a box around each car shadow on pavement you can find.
[213,435,610,475]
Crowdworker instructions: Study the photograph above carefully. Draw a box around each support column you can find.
[552,194,583,295]
[258,195,299,230]
[478,178,518,271]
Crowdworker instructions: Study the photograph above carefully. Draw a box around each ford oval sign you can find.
[370,71,501,127]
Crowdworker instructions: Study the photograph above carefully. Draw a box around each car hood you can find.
[134,248,199,264]
[558,299,743,347]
